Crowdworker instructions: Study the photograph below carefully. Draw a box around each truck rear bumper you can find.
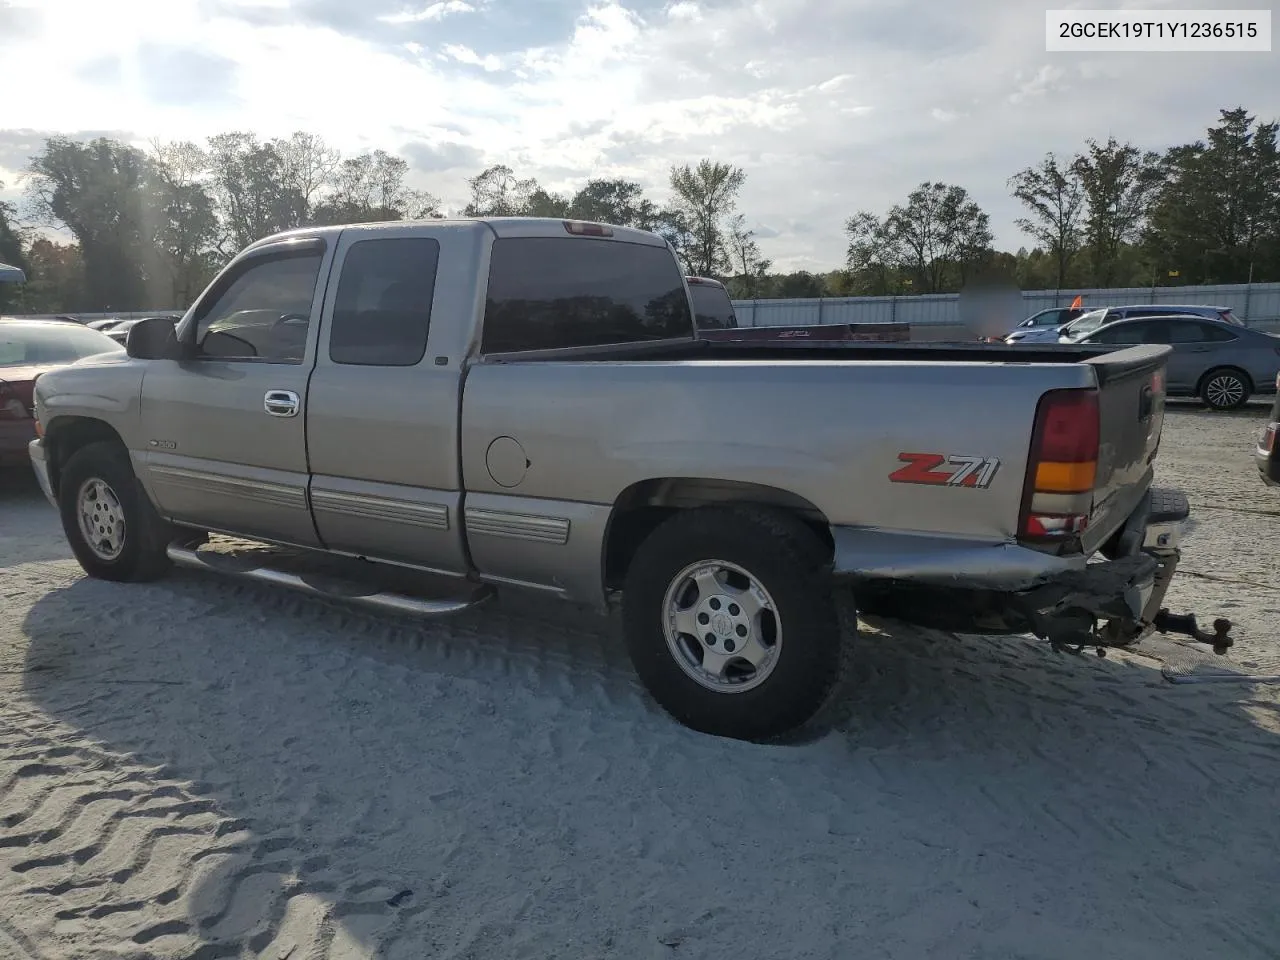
[837,486,1189,639]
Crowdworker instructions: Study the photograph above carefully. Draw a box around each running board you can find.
[165,543,492,617]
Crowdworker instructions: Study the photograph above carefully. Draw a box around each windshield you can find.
[1061,309,1109,340]
[688,283,737,330]
[0,323,123,366]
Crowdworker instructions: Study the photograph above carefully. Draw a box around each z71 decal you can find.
[889,452,1001,489]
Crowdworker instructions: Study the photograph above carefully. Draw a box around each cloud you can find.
[401,139,484,172]
[2,0,1277,270]
[380,0,479,24]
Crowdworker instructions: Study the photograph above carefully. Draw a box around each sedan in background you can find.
[0,320,123,467]
[1074,314,1280,410]
[1009,303,1242,344]
[1003,305,1086,342]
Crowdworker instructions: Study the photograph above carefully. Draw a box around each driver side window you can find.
[192,252,323,363]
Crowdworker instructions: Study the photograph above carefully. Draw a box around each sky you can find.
[0,0,1275,272]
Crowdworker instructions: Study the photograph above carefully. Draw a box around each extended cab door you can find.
[302,224,473,574]
[137,237,332,547]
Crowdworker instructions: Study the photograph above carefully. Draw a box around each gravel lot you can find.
[1,403,1278,960]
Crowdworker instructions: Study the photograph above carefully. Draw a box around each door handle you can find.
[264,390,300,417]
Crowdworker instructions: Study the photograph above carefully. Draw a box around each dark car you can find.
[1075,314,1280,410]
[0,320,123,466]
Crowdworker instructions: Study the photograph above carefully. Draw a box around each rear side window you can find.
[329,238,439,366]
[481,237,692,353]
[1090,321,1151,345]
[1164,320,1234,343]
[689,284,737,330]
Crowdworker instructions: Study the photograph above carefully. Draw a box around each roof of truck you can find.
[244,217,669,255]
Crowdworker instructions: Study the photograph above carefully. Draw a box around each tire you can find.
[621,504,849,742]
[1200,368,1250,410]
[58,440,174,582]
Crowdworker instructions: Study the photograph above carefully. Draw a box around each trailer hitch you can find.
[1151,609,1234,656]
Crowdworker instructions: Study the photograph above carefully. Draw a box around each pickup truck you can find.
[29,216,1190,742]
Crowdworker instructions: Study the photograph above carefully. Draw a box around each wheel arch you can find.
[602,477,833,590]
[43,416,129,499]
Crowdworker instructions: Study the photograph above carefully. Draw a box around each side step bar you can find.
[165,543,492,617]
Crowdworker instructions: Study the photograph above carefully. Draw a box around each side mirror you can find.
[125,317,178,360]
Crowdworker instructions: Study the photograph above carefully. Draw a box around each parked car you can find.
[102,316,180,345]
[1256,374,1280,487]
[31,216,1190,741]
[87,318,125,331]
[1010,304,1242,344]
[1003,305,1086,342]
[1072,314,1280,410]
[0,320,123,466]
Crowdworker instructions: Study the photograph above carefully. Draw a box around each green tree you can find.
[21,238,87,313]
[149,140,221,307]
[0,183,28,312]
[668,159,746,276]
[1071,137,1162,286]
[26,136,155,310]
[1008,153,1084,289]
[566,178,660,228]
[1146,107,1280,284]
[206,132,304,253]
[310,150,440,225]
[463,164,539,216]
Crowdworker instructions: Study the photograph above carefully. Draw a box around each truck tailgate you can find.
[1079,344,1170,552]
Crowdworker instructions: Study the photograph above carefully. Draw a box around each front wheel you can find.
[1200,369,1250,410]
[58,441,174,582]
[621,505,850,741]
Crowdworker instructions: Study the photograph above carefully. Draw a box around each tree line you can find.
[0,105,1276,314]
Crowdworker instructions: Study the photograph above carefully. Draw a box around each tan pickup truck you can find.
[30,217,1194,740]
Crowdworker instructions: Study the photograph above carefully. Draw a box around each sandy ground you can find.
[1,403,1279,960]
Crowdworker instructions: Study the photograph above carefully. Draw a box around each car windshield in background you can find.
[1061,309,1110,339]
[688,283,737,330]
[0,323,123,366]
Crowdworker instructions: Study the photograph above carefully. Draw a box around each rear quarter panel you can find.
[460,358,1100,597]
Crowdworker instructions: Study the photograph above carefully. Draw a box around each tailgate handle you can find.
[1138,385,1154,422]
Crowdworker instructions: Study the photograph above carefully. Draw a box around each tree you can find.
[844,210,899,294]
[206,132,303,253]
[668,159,746,276]
[1146,107,1280,284]
[272,131,341,225]
[772,271,827,298]
[21,238,86,313]
[26,136,156,309]
[464,164,539,216]
[310,150,441,225]
[149,140,221,306]
[523,187,570,218]
[0,183,28,312]
[1008,153,1084,289]
[724,213,771,296]
[1071,137,1162,286]
[566,178,660,228]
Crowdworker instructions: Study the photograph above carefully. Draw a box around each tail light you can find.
[1261,423,1277,455]
[1019,387,1100,541]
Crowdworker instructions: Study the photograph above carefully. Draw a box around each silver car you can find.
[1075,314,1280,409]
[1009,304,1241,344]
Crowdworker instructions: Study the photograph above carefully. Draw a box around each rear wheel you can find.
[621,505,850,741]
[1200,368,1250,410]
[58,441,174,582]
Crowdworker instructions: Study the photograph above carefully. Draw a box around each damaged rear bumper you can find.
[836,486,1190,645]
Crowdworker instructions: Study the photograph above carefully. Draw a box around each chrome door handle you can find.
[264,390,300,417]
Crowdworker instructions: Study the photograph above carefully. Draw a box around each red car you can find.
[0,319,123,467]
